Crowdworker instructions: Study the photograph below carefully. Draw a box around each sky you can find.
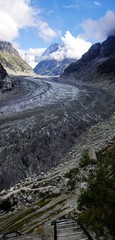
[0,0,115,67]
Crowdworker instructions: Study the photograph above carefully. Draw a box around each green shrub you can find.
[79,150,95,168]
[64,167,79,179]
[64,167,79,190]
[78,146,115,238]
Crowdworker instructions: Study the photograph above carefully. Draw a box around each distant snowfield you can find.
[0,77,79,114]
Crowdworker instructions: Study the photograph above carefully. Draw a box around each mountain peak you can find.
[106,35,115,41]
[101,35,115,57]
[34,42,75,76]
[42,43,62,56]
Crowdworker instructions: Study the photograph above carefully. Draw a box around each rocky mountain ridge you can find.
[0,41,33,75]
[42,43,61,56]
[63,35,115,82]
[0,41,19,57]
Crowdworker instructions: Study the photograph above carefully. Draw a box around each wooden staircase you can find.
[54,219,93,240]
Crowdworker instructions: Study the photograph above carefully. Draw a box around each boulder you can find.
[0,62,7,87]
[0,62,13,91]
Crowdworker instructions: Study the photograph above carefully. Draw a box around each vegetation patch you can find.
[79,150,96,168]
[78,144,115,239]
[64,167,80,190]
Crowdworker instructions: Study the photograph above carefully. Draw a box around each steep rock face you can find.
[0,41,33,74]
[63,36,115,79]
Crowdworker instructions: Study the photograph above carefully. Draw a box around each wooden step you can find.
[54,219,93,240]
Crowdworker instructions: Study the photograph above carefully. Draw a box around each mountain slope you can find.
[0,41,33,74]
[34,58,75,76]
[63,36,115,82]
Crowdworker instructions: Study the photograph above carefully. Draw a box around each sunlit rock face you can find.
[0,41,33,74]
[0,41,19,57]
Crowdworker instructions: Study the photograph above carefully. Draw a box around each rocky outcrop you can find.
[0,41,33,74]
[0,62,12,91]
[0,62,7,82]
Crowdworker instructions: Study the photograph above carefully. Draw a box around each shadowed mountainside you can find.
[0,62,12,91]
[62,36,115,83]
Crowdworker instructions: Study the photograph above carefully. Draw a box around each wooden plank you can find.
[57,226,80,231]
[58,231,83,237]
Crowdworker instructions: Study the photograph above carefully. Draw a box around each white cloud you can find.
[0,0,60,43]
[49,31,91,61]
[19,48,46,68]
[61,31,91,59]
[37,20,61,42]
[63,5,79,9]
[94,1,100,6]
[0,11,18,41]
[50,46,65,61]
[47,10,54,16]
[20,31,91,67]
[81,10,115,41]
[0,0,36,42]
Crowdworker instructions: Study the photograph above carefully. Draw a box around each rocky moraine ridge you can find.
[0,36,115,239]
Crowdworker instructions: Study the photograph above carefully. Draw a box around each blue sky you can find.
[17,0,115,49]
[0,0,115,55]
